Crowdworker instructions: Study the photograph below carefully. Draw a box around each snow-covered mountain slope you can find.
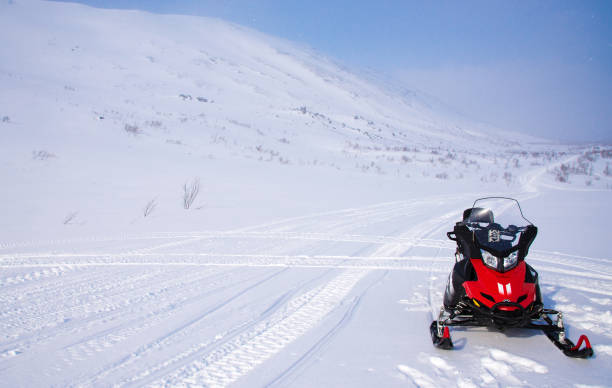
[1,0,611,387]
[1,0,515,153]
[1,0,591,239]
[0,0,549,165]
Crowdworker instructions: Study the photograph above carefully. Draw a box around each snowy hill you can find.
[1,0,511,152]
[1,0,611,386]
[0,0,572,238]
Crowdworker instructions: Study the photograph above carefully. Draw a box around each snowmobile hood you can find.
[464,259,537,309]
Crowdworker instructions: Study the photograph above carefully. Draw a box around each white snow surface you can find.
[1,0,611,387]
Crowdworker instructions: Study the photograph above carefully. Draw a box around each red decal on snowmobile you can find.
[463,259,536,310]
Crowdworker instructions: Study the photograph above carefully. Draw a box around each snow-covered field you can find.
[1,1,611,386]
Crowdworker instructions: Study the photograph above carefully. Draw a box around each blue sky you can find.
[52,0,611,142]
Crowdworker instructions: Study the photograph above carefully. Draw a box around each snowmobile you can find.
[430,197,593,358]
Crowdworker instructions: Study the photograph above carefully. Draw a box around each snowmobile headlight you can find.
[503,251,518,270]
[481,250,498,269]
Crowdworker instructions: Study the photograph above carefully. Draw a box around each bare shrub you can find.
[145,120,162,128]
[1,116,9,123]
[552,164,570,183]
[183,178,200,209]
[435,172,449,180]
[503,171,513,186]
[124,124,141,135]
[604,163,612,177]
[554,169,568,182]
[63,211,78,225]
[143,198,157,217]
[166,139,183,145]
[32,150,56,160]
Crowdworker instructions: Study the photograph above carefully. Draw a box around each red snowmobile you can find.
[430,197,593,358]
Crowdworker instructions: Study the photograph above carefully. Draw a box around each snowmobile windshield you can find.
[464,197,533,255]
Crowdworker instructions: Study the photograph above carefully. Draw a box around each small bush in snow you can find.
[166,139,183,145]
[503,171,513,186]
[124,124,141,135]
[143,198,157,217]
[183,178,200,209]
[435,172,448,180]
[553,165,569,183]
[63,211,78,225]
[32,150,56,160]
[145,120,162,128]
[604,164,612,177]
[1,116,9,123]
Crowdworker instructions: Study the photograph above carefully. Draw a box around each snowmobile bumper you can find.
[467,300,536,328]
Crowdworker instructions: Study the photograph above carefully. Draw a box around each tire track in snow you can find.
[0,266,239,358]
[102,269,337,387]
[0,266,166,324]
[0,265,181,328]
[72,267,289,386]
[4,252,608,282]
[265,270,390,388]
[151,269,368,387]
[0,194,493,385]
[0,232,452,260]
[152,196,473,387]
[0,266,72,288]
[54,268,268,370]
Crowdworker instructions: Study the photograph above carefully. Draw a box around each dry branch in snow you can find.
[183,178,200,209]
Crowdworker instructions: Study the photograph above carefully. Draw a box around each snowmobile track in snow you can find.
[2,195,610,386]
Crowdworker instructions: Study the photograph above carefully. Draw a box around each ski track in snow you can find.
[0,197,452,384]
[1,195,610,387]
[140,196,470,386]
[265,270,390,388]
[150,269,368,387]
